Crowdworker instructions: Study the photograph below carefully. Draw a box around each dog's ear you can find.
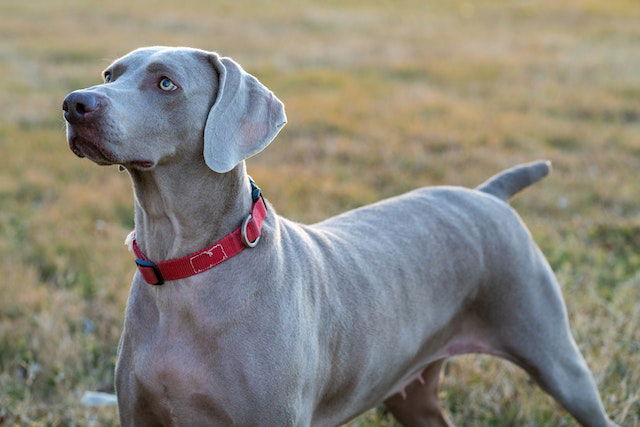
[204,53,286,173]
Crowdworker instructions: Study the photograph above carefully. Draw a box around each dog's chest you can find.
[126,299,313,421]
[133,330,209,401]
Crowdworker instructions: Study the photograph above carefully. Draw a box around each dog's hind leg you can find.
[384,359,452,427]
[487,249,614,427]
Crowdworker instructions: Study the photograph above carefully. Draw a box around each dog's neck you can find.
[127,159,252,262]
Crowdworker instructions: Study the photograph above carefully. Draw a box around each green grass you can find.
[1,0,639,425]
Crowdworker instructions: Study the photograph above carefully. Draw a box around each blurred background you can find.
[0,0,638,425]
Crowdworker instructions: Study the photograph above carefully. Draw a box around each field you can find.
[1,0,639,425]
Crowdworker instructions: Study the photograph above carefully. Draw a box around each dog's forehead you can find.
[108,47,208,76]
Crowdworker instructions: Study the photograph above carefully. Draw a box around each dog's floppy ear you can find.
[204,53,286,173]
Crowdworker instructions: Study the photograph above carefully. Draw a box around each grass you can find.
[1,0,639,425]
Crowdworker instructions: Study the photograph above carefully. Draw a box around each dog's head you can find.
[62,46,286,172]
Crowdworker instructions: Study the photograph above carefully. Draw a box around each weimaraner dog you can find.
[63,47,615,426]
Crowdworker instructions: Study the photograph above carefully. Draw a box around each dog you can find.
[63,46,615,426]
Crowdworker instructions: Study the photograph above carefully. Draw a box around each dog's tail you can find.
[476,160,551,201]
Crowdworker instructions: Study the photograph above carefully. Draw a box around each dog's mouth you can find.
[69,135,117,165]
[67,127,155,169]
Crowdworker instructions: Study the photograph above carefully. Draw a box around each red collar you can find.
[132,189,267,286]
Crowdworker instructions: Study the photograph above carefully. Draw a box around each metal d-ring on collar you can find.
[241,214,260,248]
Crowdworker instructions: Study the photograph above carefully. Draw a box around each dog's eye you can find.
[104,71,112,83]
[159,77,177,92]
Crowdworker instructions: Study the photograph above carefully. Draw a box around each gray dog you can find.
[63,47,615,426]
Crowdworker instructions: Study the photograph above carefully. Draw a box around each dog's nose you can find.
[63,91,102,124]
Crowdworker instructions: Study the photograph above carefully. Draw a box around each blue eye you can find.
[159,77,177,91]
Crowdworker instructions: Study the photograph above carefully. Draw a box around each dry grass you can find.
[1,0,639,425]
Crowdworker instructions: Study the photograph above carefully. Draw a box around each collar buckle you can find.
[135,259,165,286]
